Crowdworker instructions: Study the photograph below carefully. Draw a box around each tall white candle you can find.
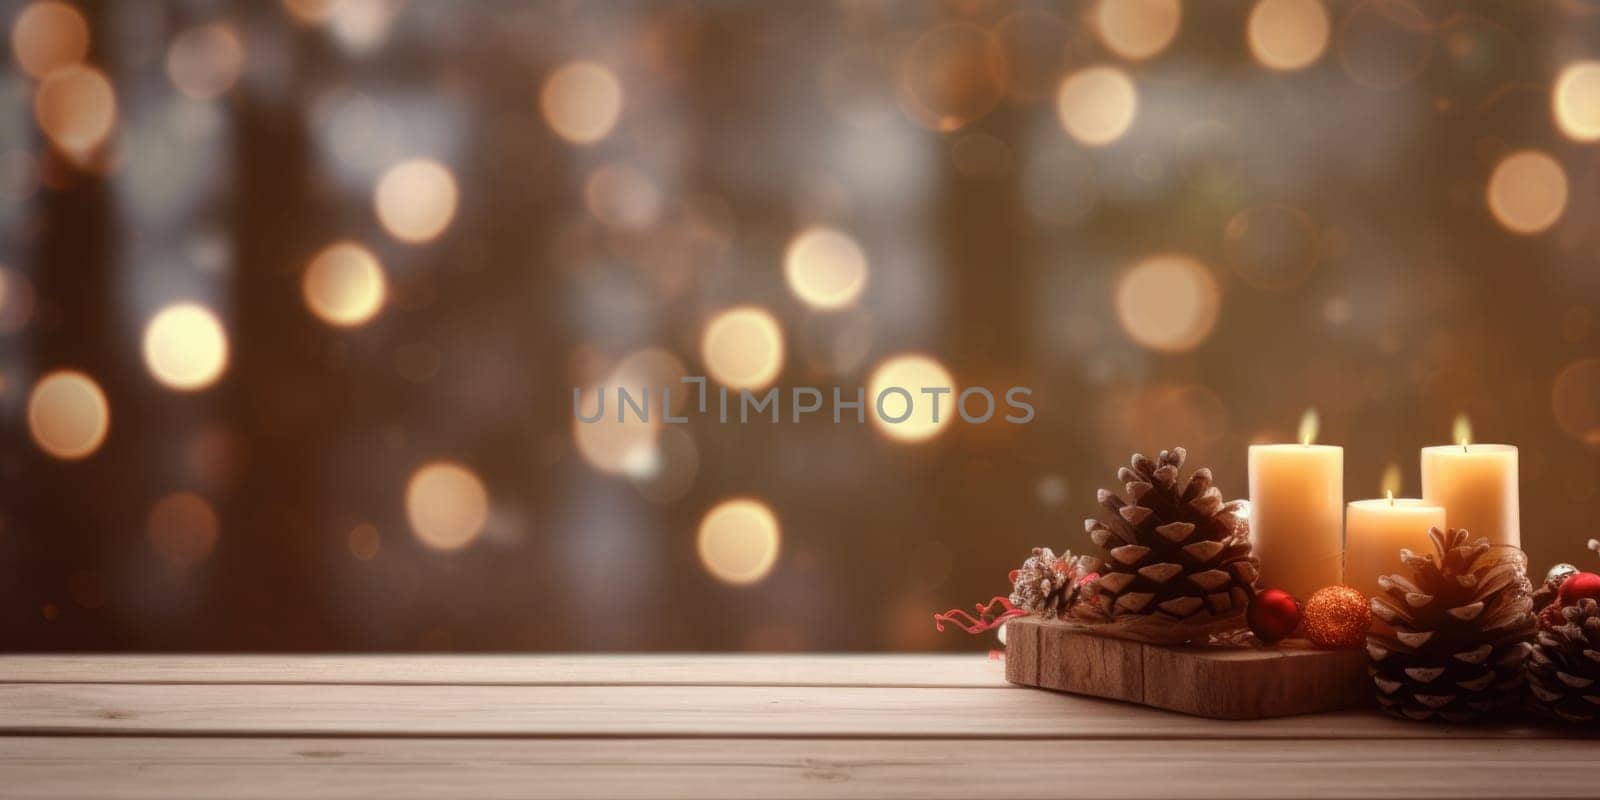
[1248,411,1344,600]
[1420,414,1520,549]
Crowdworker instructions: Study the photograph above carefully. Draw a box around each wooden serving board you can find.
[1004,616,1371,719]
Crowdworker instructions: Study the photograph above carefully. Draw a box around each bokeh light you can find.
[33,64,116,156]
[1224,204,1319,291]
[0,266,37,334]
[1114,254,1221,353]
[1552,358,1600,445]
[28,370,109,460]
[405,461,489,552]
[349,523,380,560]
[701,307,785,390]
[147,492,219,570]
[143,303,229,391]
[1336,0,1431,90]
[165,23,245,101]
[867,354,956,443]
[1486,150,1567,235]
[571,349,678,478]
[584,163,662,231]
[1553,61,1600,142]
[541,61,623,145]
[897,22,1000,132]
[1093,0,1181,62]
[696,498,780,586]
[783,227,868,311]
[303,241,386,327]
[11,1,87,79]
[374,158,458,244]
[1056,66,1138,147]
[1247,0,1330,71]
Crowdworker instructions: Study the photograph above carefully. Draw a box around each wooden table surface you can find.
[0,654,1593,799]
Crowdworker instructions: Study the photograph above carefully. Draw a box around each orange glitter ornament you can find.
[1302,585,1370,649]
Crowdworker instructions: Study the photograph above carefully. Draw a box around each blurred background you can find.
[2,0,1598,651]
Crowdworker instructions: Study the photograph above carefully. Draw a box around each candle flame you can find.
[1298,408,1319,446]
[1452,412,1472,449]
[1380,462,1401,499]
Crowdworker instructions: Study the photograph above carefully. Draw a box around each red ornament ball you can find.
[1558,572,1600,607]
[1247,588,1303,644]
[1302,585,1371,649]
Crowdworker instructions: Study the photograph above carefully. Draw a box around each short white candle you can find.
[1345,496,1445,600]
[1419,417,1519,549]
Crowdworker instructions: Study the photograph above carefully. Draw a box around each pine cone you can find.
[1079,447,1257,627]
[1367,527,1535,722]
[1010,548,1097,619]
[1527,598,1600,724]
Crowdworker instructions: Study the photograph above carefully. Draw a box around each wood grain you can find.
[1005,617,1371,718]
[0,681,1564,739]
[2,737,1597,800]
[0,654,1006,688]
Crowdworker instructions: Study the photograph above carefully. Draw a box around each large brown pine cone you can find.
[1079,447,1257,627]
[1367,527,1535,722]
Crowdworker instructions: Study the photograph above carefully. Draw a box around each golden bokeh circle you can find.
[303,241,386,327]
[541,61,623,145]
[1486,150,1567,235]
[1094,0,1181,62]
[867,354,956,443]
[165,23,245,100]
[1247,0,1330,71]
[1056,66,1138,147]
[11,1,88,79]
[148,492,219,570]
[1114,254,1221,353]
[28,370,110,460]
[142,303,229,391]
[34,64,116,156]
[1553,61,1600,142]
[405,461,489,552]
[897,22,1001,132]
[701,307,785,390]
[784,227,868,310]
[374,158,458,244]
[1552,358,1600,446]
[697,498,781,586]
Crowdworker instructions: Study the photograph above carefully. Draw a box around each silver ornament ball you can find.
[1545,562,1579,589]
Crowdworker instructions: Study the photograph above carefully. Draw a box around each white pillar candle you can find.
[1345,496,1445,600]
[1248,415,1344,600]
[1420,444,1520,549]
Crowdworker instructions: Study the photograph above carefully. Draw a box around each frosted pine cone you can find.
[1010,547,1098,619]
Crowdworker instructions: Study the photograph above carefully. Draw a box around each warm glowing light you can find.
[1247,0,1330,71]
[28,370,109,460]
[584,162,662,231]
[11,1,88,79]
[868,354,956,443]
[142,303,229,391]
[1055,66,1138,147]
[33,64,116,156]
[165,23,244,100]
[303,242,386,327]
[1380,462,1401,498]
[784,227,868,310]
[541,61,623,145]
[1487,151,1566,235]
[1554,62,1600,142]
[348,523,380,561]
[1113,254,1220,353]
[1298,408,1319,446]
[147,492,219,570]
[374,158,458,244]
[696,498,781,586]
[0,266,36,334]
[1093,0,1181,62]
[701,307,785,390]
[1552,358,1600,445]
[405,461,489,552]
[1453,412,1472,448]
[282,0,339,25]
[571,349,677,478]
